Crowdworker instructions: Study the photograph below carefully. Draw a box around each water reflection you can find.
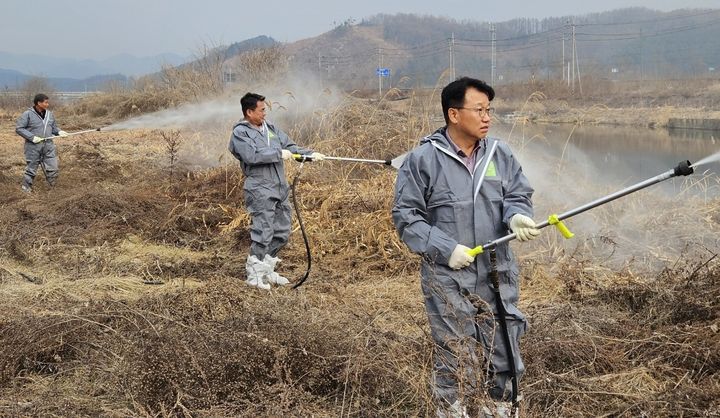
[491,122,720,197]
[667,127,720,142]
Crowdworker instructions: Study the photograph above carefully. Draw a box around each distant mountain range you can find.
[0,37,277,91]
[0,68,128,92]
[0,51,189,91]
[0,51,188,79]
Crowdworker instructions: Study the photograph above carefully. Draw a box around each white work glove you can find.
[310,152,326,161]
[510,214,540,242]
[281,149,293,160]
[32,136,44,144]
[58,130,69,137]
[448,244,475,270]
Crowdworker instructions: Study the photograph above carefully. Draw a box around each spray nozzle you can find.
[293,154,312,162]
[673,160,693,177]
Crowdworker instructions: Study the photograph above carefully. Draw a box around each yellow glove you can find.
[281,149,293,160]
[32,136,44,144]
[58,130,69,137]
[310,152,326,161]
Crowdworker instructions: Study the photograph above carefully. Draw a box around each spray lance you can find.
[42,127,103,141]
[462,160,694,413]
[291,153,407,169]
[466,160,695,257]
[289,152,408,289]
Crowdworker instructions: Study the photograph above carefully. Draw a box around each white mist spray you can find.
[104,74,342,132]
[101,73,344,168]
[103,99,241,131]
[691,150,720,169]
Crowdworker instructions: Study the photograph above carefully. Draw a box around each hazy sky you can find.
[2,0,718,59]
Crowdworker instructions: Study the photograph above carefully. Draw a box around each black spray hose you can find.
[488,248,519,411]
[291,167,312,289]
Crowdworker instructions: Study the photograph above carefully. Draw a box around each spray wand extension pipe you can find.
[44,127,102,140]
[467,160,694,256]
[293,153,405,168]
[293,153,389,164]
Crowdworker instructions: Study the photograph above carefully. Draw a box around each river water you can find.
[491,122,720,198]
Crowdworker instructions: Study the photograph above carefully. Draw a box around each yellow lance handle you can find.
[547,214,574,238]
[467,246,485,257]
[465,213,575,256]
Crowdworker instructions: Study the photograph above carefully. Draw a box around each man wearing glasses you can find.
[228,92,325,290]
[392,77,539,417]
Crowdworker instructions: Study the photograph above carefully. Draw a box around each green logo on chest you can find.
[485,161,497,177]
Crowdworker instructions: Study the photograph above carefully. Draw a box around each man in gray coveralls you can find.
[229,92,325,290]
[392,77,540,417]
[16,93,68,192]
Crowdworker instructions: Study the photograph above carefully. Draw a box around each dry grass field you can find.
[0,91,718,417]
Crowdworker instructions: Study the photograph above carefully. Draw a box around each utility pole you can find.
[562,21,566,82]
[378,47,383,98]
[639,27,644,81]
[490,24,496,85]
[575,29,583,96]
[317,52,322,87]
[639,27,644,105]
[567,62,571,87]
[546,31,550,80]
[571,22,576,91]
[449,33,456,80]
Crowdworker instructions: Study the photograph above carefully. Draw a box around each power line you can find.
[305,10,720,89]
[575,8,720,27]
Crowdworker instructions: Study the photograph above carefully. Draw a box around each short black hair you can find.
[241,92,265,116]
[441,77,495,124]
[33,93,49,105]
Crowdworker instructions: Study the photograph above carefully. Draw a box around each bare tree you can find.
[230,45,290,84]
[158,129,184,177]
[160,41,226,102]
[22,76,55,105]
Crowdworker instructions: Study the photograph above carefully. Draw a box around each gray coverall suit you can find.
[15,107,62,188]
[392,127,534,404]
[228,119,312,259]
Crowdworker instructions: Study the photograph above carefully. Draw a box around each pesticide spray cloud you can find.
[507,126,720,270]
[104,78,344,132]
[103,99,240,132]
[691,150,720,169]
[103,73,344,168]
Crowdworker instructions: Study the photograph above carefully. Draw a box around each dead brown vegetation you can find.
[0,92,718,417]
[494,78,720,129]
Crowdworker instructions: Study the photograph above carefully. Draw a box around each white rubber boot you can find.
[483,401,517,418]
[495,402,518,418]
[262,255,290,286]
[245,255,271,290]
[437,400,469,418]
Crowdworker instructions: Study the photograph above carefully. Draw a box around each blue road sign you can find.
[376,68,390,77]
